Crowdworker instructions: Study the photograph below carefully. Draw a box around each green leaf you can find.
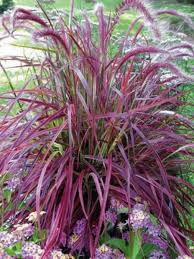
[5,247,16,256]
[32,229,41,243]
[0,173,11,185]
[5,202,14,212]
[39,228,47,241]
[17,201,26,210]
[31,228,47,243]
[5,242,22,256]
[100,232,111,245]
[11,44,57,53]
[0,224,9,231]
[3,189,12,203]
[149,214,158,225]
[137,243,156,258]
[127,230,142,259]
[118,207,128,214]
[169,247,179,259]
[52,142,64,156]
[15,242,22,250]
[106,238,128,255]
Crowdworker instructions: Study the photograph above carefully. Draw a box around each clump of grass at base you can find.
[0,0,194,258]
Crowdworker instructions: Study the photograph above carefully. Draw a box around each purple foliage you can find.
[0,1,193,258]
[114,0,160,37]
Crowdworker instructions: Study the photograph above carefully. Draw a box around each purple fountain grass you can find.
[114,0,160,38]
[156,9,194,31]
[0,1,193,258]
[12,8,49,28]
[33,28,70,55]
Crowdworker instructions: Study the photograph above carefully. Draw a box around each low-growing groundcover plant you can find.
[0,0,194,258]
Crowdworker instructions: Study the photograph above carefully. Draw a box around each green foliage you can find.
[137,244,157,258]
[3,189,12,203]
[107,238,129,256]
[31,227,47,244]
[177,0,194,4]
[106,231,156,259]
[0,0,14,14]
[5,242,22,258]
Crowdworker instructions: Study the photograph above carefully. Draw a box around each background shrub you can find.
[0,0,14,14]
[177,0,194,4]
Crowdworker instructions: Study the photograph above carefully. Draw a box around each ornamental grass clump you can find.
[0,0,194,258]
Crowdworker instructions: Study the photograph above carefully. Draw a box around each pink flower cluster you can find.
[149,250,169,259]
[105,210,117,225]
[110,197,124,211]
[177,256,193,259]
[129,203,169,253]
[104,200,170,258]
[73,218,87,235]
[68,218,87,251]
[0,231,19,247]
[13,223,34,240]
[21,242,43,258]
[95,244,125,259]
[129,203,150,230]
[105,197,125,225]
